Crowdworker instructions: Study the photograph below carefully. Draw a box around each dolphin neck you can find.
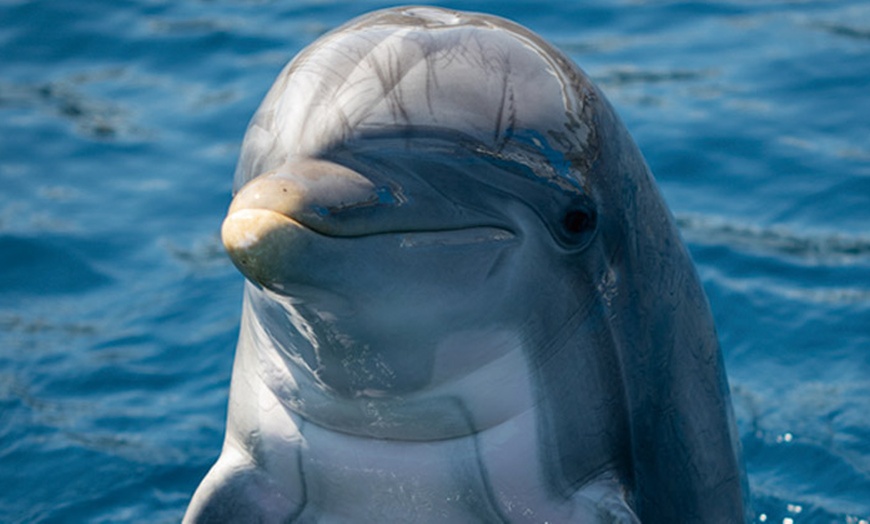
[240,286,538,441]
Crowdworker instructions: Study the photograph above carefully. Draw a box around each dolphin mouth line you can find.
[227,207,517,247]
[395,227,516,247]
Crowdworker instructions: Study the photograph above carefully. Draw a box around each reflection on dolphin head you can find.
[232,6,597,191]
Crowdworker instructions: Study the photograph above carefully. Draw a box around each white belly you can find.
[290,408,636,523]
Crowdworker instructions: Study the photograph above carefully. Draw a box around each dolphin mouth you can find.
[221,207,516,291]
[223,206,515,245]
[275,211,516,247]
[221,159,519,293]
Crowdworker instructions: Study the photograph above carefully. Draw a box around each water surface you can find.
[1,1,868,522]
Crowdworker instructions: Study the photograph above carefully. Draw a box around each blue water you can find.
[1,0,868,522]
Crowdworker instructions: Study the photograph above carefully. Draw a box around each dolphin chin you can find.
[187,5,749,523]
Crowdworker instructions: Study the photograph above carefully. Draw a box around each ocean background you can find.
[1,0,868,522]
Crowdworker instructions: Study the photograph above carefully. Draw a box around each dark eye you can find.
[563,209,593,234]
[556,200,597,248]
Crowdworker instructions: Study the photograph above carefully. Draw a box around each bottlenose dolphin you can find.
[186,6,748,523]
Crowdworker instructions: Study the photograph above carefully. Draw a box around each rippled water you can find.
[1,1,868,522]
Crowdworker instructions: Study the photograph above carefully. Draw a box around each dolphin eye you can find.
[563,209,593,234]
[556,199,597,248]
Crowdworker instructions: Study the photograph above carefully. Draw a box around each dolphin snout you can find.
[226,159,385,236]
[221,207,306,290]
[221,159,386,290]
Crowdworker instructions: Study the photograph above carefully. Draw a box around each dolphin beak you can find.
[220,157,517,291]
[225,159,382,232]
[221,207,306,290]
[221,159,379,289]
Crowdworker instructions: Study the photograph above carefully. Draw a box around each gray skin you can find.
[185,6,748,523]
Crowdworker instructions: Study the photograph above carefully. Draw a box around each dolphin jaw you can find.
[223,204,516,243]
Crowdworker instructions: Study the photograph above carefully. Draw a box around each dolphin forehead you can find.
[234,6,599,191]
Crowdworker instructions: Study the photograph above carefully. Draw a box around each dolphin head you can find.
[221,7,627,410]
[209,7,748,522]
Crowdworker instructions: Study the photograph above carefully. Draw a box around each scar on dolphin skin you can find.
[185,6,750,523]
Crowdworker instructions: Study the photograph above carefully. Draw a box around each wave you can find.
[0,71,138,140]
[595,67,711,87]
[676,213,870,266]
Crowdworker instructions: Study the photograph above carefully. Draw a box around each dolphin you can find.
[185,6,748,523]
